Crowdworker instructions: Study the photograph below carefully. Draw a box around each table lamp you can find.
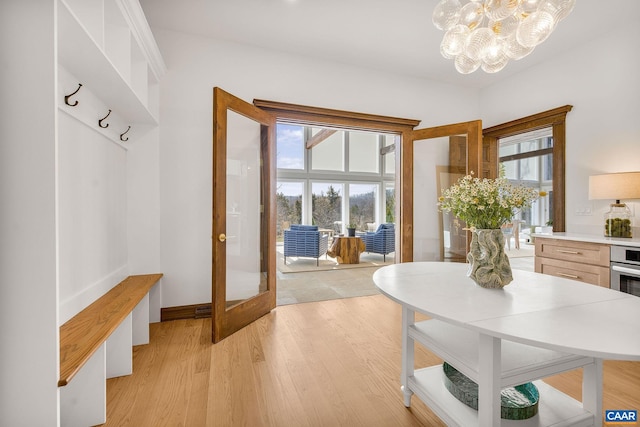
[589,172,640,238]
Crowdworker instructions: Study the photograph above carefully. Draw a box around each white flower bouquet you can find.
[438,174,540,230]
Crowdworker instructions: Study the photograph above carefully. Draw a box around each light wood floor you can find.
[105,294,640,426]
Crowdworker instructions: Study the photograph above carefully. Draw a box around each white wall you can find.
[127,126,162,276]
[57,108,129,324]
[480,24,640,235]
[0,1,59,425]
[153,29,480,307]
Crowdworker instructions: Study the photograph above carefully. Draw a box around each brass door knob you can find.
[218,233,226,242]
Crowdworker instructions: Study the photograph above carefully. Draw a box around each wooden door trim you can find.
[253,99,421,132]
[402,120,483,262]
[482,105,572,138]
[483,105,572,232]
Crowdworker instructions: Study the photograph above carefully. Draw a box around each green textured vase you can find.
[467,229,513,288]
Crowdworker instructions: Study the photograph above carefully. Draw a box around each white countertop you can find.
[373,262,640,361]
[533,232,640,247]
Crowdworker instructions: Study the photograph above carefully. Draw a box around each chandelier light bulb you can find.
[440,43,456,59]
[432,0,575,74]
[481,54,509,73]
[485,0,519,21]
[489,15,519,39]
[516,10,555,48]
[442,24,471,57]
[433,0,463,31]
[540,0,576,22]
[455,54,481,74]
[465,27,496,61]
[483,38,507,65]
[504,34,534,59]
[459,1,485,29]
[518,0,542,15]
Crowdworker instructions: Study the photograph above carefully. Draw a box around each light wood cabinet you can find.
[535,237,610,287]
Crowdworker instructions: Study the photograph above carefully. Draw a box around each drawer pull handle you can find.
[556,249,581,255]
[558,272,580,279]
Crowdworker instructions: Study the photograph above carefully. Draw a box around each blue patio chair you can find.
[363,223,395,261]
[284,225,329,266]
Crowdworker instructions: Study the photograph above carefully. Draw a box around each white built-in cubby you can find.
[104,0,132,83]
[1,1,163,425]
[55,1,165,424]
[57,0,164,139]
[56,0,164,317]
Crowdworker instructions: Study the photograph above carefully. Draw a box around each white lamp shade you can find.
[588,172,640,201]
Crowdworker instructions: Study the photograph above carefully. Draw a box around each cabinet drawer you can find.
[535,238,610,267]
[535,257,610,287]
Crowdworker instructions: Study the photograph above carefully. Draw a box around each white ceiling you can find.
[139,0,639,89]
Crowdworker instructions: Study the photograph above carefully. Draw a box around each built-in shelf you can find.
[410,319,594,388]
[62,0,104,46]
[406,319,598,425]
[410,366,594,427]
[130,40,148,107]
[104,0,132,83]
[57,0,163,126]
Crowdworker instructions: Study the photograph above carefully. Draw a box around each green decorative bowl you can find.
[442,362,539,420]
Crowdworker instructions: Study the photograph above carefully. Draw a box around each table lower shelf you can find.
[410,319,594,388]
[409,365,594,427]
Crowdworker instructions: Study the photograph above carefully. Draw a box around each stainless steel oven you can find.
[611,245,640,297]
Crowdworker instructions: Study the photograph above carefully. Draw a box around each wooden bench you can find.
[59,273,162,426]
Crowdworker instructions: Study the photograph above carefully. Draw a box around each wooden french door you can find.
[400,120,490,262]
[212,87,276,343]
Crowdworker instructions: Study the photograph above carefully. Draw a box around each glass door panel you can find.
[226,111,264,305]
[413,135,467,262]
[403,120,483,262]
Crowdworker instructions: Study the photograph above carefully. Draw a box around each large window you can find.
[499,128,553,229]
[385,183,395,223]
[276,181,303,239]
[484,105,572,232]
[349,183,378,229]
[349,131,379,173]
[311,182,343,230]
[276,124,305,170]
[277,124,395,234]
[311,128,344,171]
[383,135,396,175]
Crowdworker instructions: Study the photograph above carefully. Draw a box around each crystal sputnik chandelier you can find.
[433,0,576,74]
